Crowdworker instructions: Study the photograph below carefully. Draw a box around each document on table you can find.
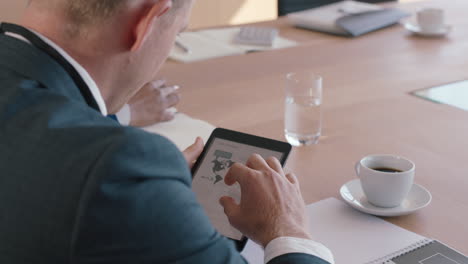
[142,113,215,151]
[170,27,297,63]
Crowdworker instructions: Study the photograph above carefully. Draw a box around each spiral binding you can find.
[364,238,434,264]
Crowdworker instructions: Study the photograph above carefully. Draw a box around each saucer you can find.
[404,22,452,37]
[340,179,432,217]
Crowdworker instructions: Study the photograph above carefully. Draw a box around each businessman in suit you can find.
[0,0,334,263]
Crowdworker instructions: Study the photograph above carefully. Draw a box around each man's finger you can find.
[286,173,299,185]
[224,163,255,186]
[219,196,240,220]
[245,154,270,170]
[160,85,180,97]
[165,93,181,108]
[265,157,283,174]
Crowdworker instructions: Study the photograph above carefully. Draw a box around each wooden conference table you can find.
[158,0,468,254]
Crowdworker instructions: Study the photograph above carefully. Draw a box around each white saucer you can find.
[404,22,452,37]
[340,179,432,217]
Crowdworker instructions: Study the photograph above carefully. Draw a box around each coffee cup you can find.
[417,8,445,33]
[355,154,415,208]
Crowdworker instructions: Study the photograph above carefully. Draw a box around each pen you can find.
[175,40,191,54]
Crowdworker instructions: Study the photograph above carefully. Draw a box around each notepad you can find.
[241,198,467,264]
[169,27,297,63]
[142,113,215,151]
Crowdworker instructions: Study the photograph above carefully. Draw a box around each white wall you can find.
[190,0,277,29]
[0,0,277,28]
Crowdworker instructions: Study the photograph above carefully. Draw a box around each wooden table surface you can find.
[158,0,468,254]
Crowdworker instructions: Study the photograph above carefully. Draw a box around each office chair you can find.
[278,0,395,16]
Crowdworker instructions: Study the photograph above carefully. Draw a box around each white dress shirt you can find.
[115,104,131,126]
[7,28,334,264]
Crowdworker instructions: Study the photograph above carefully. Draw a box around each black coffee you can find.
[371,167,403,173]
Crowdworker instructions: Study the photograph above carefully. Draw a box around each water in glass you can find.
[284,95,321,146]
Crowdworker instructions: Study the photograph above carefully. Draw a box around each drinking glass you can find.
[284,71,322,146]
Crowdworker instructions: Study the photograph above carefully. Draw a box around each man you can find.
[0,0,334,263]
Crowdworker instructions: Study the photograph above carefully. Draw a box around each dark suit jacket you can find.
[0,32,330,264]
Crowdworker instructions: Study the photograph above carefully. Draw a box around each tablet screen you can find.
[192,138,284,240]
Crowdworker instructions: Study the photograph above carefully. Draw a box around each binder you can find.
[367,240,468,264]
[287,1,410,37]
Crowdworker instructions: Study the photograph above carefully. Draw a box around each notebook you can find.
[142,113,215,151]
[287,0,409,37]
[241,198,467,264]
[169,27,297,63]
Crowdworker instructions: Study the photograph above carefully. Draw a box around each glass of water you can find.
[284,71,322,146]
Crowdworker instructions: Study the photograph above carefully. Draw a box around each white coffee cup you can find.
[417,8,445,33]
[355,154,415,208]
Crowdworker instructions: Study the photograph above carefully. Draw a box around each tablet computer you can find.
[191,128,292,246]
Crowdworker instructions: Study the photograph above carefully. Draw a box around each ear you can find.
[131,0,173,51]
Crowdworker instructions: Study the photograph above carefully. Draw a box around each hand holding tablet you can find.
[191,128,311,248]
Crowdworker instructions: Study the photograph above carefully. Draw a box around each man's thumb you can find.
[183,137,204,168]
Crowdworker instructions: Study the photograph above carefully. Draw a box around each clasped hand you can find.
[128,80,180,127]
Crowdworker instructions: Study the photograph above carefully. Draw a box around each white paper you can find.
[170,32,244,63]
[242,198,426,264]
[199,27,298,53]
[169,27,297,63]
[142,112,215,151]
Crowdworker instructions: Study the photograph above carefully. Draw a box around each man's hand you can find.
[183,137,204,169]
[220,154,312,247]
[128,80,180,127]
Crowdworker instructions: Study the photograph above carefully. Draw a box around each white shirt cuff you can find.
[264,237,334,264]
[115,104,131,126]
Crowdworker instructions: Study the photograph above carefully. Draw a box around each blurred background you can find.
[0,0,419,29]
[0,0,276,29]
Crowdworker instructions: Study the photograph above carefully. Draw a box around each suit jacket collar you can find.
[0,31,96,112]
[0,23,100,111]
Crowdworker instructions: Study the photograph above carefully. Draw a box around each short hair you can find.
[66,0,186,28]
[67,0,125,26]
